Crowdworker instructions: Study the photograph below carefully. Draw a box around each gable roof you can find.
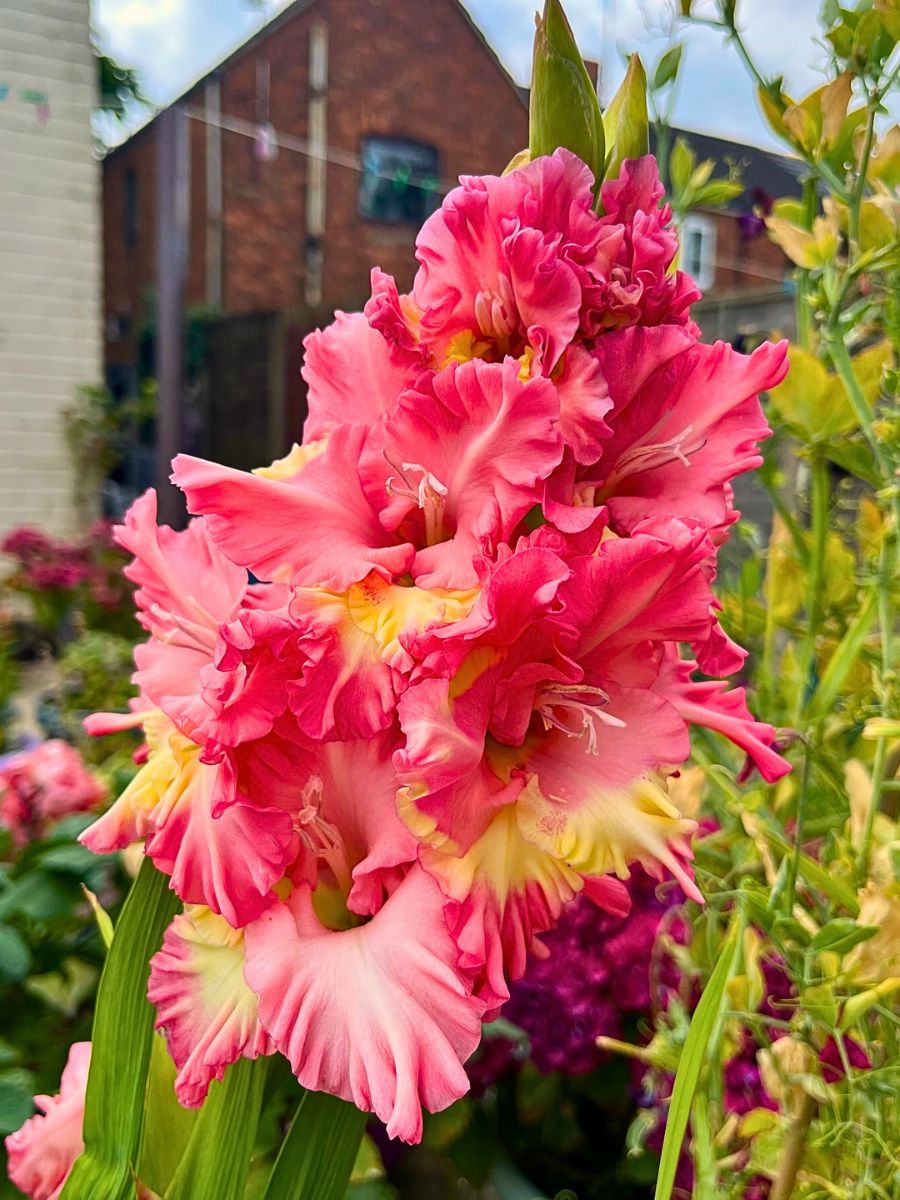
[105,0,525,159]
[653,126,804,209]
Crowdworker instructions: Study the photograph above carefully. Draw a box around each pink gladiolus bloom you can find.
[5,1042,90,1200]
[75,147,790,1143]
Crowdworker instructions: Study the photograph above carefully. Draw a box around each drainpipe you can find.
[305,19,328,308]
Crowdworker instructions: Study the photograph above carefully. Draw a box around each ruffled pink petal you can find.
[561,517,723,684]
[412,150,603,360]
[5,1041,90,1200]
[115,491,249,737]
[301,311,420,442]
[589,331,788,535]
[363,359,562,589]
[658,653,790,782]
[422,807,582,1014]
[81,715,297,927]
[172,426,415,590]
[396,674,523,854]
[292,733,419,917]
[549,343,613,465]
[148,906,274,1107]
[243,866,485,1143]
[515,685,701,901]
[196,607,303,746]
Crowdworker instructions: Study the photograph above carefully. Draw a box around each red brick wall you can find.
[706,210,789,295]
[103,0,528,369]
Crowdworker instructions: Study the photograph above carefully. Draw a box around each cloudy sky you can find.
[92,0,831,150]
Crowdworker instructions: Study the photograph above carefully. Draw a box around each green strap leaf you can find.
[136,1035,199,1197]
[805,586,879,720]
[654,925,739,1200]
[262,1090,367,1200]
[164,1057,269,1200]
[61,858,180,1200]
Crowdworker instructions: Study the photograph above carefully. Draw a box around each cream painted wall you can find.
[0,0,102,535]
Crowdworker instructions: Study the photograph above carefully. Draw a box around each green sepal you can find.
[529,0,605,187]
[601,54,649,187]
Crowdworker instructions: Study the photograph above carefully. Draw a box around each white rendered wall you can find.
[0,0,102,535]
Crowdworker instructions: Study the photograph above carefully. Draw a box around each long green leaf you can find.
[165,1058,268,1200]
[262,1090,366,1200]
[654,926,739,1200]
[805,586,878,719]
[136,1035,199,1197]
[61,858,180,1200]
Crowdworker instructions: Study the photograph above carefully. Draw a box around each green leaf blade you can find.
[262,1090,367,1200]
[654,926,739,1200]
[61,858,180,1200]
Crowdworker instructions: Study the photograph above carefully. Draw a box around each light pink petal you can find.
[148,907,274,1107]
[244,866,485,1143]
[5,1041,90,1200]
[172,426,415,590]
[301,311,420,441]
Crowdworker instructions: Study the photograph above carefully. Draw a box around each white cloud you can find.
[92,0,857,150]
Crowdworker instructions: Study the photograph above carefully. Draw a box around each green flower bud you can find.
[529,0,605,189]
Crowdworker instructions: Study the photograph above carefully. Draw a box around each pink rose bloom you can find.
[0,741,106,845]
[5,1042,90,1200]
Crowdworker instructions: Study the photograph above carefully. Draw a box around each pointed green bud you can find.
[601,54,649,184]
[529,0,605,188]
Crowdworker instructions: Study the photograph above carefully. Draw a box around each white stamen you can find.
[295,775,353,895]
[384,459,449,546]
[537,683,626,754]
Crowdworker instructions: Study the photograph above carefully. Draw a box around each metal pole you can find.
[156,102,189,527]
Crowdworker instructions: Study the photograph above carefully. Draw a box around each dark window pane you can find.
[359,136,440,223]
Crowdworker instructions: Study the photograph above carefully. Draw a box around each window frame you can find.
[357,135,441,225]
[680,212,717,291]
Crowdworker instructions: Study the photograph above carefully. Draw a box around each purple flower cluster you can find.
[503,868,686,1075]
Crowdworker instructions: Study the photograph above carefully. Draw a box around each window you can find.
[680,214,716,291]
[358,137,440,224]
[124,168,138,249]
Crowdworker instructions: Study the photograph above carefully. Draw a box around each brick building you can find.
[101,0,801,485]
[103,0,527,401]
